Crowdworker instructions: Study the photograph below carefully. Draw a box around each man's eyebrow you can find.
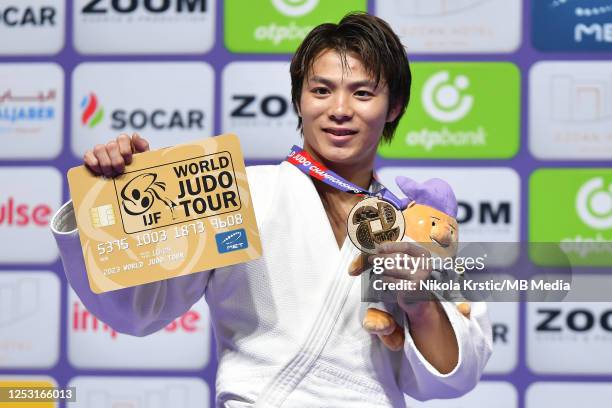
[308,76,378,89]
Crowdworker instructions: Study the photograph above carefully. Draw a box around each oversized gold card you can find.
[68,134,262,293]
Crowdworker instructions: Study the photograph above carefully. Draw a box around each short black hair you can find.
[290,12,411,143]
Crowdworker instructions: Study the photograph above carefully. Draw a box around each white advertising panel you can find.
[71,62,214,158]
[74,0,215,54]
[0,63,63,159]
[0,272,60,368]
[530,61,612,160]
[68,289,211,369]
[222,61,301,160]
[0,167,61,263]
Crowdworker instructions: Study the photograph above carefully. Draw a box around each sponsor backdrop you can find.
[0,0,611,407]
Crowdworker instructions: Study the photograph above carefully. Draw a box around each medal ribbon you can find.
[285,145,405,210]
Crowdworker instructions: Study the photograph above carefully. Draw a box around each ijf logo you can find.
[120,172,177,220]
[224,0,365,52]
[530,169,612,266]
[216,228,248,253]
[533,0,612,51]
[376,0,521,53]
[378,62,519,159]
[529,62,612,160]
[422,71,474,123]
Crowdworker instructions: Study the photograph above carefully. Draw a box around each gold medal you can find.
[347,197,405,254]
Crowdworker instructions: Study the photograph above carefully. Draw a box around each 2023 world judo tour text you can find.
[98,214,243,277]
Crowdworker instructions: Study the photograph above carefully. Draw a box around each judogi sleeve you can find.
[51,200,210,337]
[399,300,492,401]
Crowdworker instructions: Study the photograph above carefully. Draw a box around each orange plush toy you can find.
[349,176,471,351]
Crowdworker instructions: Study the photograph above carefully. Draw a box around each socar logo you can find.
[81,92,104,128]
[576,177,612,229]
[271,0,319,16]
[422,71,474,123]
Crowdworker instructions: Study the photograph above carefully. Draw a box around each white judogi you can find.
[51,161,492,407]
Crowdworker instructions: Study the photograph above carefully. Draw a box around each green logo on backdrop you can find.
[224,0,366,53]
[378,62,520,159]
[530,169,612,266]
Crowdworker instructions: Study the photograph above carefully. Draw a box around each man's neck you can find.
[302,145,374,195]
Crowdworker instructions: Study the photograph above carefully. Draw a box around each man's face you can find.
[299,49,399,167]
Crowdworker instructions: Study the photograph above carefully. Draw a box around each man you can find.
[52,12,491,407]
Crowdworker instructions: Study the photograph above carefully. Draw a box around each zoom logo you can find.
[215,228,248,253]
[230,95,290,118]
[75,0,213,54]
[422,71,473,123]
[576,177,612,230]
[528,297,612,374]
[81,0,207,14]
[271,0,319,16]
[536,308,612,333]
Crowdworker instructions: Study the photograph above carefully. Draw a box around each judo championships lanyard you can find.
[285,145,404,210]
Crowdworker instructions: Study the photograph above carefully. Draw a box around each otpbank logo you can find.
[224,0,366,53]
[80,92,104,128]
[530,169,612,266]
[533,0,612,51]
[378,63,520,159]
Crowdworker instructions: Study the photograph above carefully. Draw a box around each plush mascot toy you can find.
[349,176,471,351]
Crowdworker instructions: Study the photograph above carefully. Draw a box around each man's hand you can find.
[349,241,434,311]
[83,133,150,177]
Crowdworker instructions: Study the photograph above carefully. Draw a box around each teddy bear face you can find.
[403,203,458,258]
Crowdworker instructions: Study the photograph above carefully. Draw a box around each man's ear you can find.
[386,103,402,123]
